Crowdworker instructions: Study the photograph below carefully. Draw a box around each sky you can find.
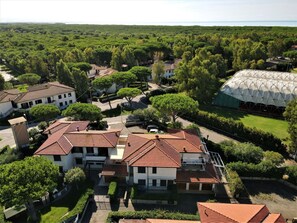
[0,0,297,25]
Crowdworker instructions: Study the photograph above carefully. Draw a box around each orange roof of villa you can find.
[123,130,205,168]
[35,120,120,155]
[198,202,286,223]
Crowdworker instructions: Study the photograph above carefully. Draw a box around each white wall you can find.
[44,154,73,171]
[0,102,13,117]
[16,91,76,110]
[133,167,176,188]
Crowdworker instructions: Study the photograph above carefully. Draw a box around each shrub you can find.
[220,141,263,164]
[37,121,48,131]
[285,165,297,185]
[106,210,200,223]
[108,181,118,199]
[226,168,246,198]
[167,121,183,129]
[183,111,286,155]
[263,151,284,166]
[130,184,137,199]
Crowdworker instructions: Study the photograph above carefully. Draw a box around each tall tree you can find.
[150,93,198,123]
[0,74,4,91]
[72,68,89,102]
[17,73,41,85]
[117,87,142,107]
[284,99,297,156]
[56,59,74,87]
[267,39,285,59]
[129,66,150,92]
[62,102,102,122]
[29,104,60,123]
[93,48,112,66]
[111,47,122,70]
[111,71,137,90]
[152,60,165,84]
[0,157,59,221]
[92,76,113,109]
[121,46,137,68]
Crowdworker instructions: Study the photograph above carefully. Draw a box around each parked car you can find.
[146,124,159,132]
[125,115,144,127]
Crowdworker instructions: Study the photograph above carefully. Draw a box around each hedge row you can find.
[106,210,200,223]
[99,93,121,103]
[227,161,297,186]
[185,111,287,155]
[108,181,118,200]
[226,168,247,197]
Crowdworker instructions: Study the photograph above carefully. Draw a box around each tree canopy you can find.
[0,74,4,91]
[56,59,74,87]
[152,61,165,84]
[62,102,102,122]
[64,167,86,190]
[29,104,60,122]
[150,93,198,122]
[284,99,297,155]
[111,71,137,89]
[129,66,151,83]
[0,157,59,221]
[17,73,41,85]
[117,87,141,107]
[72,68,89,101]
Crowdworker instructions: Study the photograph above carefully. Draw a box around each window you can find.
[65,101,68,105]
[152,179,157,187]
[53,155,61,161]
[59,166,63,172]
[160,180,167,187]
[68,93,72,97]
[64,94,66,98]
[72,147,83,153]
[29,101,33,107]
[76,158,83,165]
[35,99,42,104]
[58,95,62,99]
[138,167,146,173]
[59,102,63,107]
[21,103,29,109]
[152,167,157,174]
[69,100,73,104]
[86,147,94,154]
[138,179,146,185]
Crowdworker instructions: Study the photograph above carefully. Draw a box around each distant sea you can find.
[156,21,297,27]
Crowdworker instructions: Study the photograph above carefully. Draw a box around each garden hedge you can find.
[226,168,247,197]
[183,111,287,155]
[106,210,199,223]
[108,181,118,199]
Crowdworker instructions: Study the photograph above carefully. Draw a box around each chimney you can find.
[128,142,131,147]
[48,130,51,135]
[76,126,79,132]
[155,135,159,140]
[183,147,187,152]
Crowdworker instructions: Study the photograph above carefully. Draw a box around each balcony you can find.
[84,155,106,162]
[182,158,206,166]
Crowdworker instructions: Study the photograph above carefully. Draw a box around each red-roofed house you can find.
[122,130,221,192]
[198,202,286,223]
[34,120,121,171]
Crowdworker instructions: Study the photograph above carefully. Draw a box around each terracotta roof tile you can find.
[262,213,286,223]
[176,164,220,184]
[198,202,270,223]
[101,164,128,177]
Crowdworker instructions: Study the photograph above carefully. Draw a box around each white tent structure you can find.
[214,70,297,108]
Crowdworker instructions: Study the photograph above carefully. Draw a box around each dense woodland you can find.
[1,24,297,102]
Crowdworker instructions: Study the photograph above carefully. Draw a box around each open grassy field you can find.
[200,105,289,140]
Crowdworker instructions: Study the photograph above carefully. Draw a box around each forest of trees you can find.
[0,23,297,102]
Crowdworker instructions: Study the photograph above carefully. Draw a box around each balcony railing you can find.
[182,158,206,166]
[84,155,106,162]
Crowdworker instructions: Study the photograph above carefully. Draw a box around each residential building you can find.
[34,120,122,172]
[198,202,286,223]
[0,82,76,118]
[122,129,222,192]
[150,59,181,79]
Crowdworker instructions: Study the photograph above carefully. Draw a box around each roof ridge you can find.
[129,142,156,165]
[158,140,181,166]
[102,132,117,147]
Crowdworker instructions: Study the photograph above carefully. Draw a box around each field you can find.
[200,105,289,140]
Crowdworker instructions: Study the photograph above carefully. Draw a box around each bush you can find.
[108,181,118,200]
[285,165,297,185]
[183,111,286,155]
[226,168,247,198]
[106,210,200,223]
[99,93,121,103]
[37,121,48,131]
[130,184,137,199]
[220,141,264,164]
[263,151,284,166]
[167,121,183,129]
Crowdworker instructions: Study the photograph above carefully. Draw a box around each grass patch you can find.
[200,105,288,140]
[39,180,93,223]
[16,84,28,92]
[254,193,276,202]
[102,106,132,118]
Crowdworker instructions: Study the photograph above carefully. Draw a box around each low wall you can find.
[131,199,177,205]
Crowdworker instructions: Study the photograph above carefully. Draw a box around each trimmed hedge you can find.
[108,181,118,200]
[106,210,200,223]
[226,168,247,197]
[184,111,287,155]
[99,93,121,103]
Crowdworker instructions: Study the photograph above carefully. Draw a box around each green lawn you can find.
[200,105,289,140]
[39,181,93,223]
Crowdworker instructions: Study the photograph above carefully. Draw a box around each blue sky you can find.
[0,0,297,25]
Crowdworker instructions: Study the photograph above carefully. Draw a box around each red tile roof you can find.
[176,164,220,184]
[101,164,128,177]
[197,202,286,223]
[262,214,286,223]
[123,130,204,168]
[35,121,120,155]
